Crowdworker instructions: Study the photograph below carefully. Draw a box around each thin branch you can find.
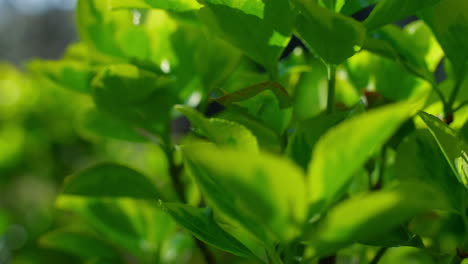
[326,65,337,115]
[370,248,388,264]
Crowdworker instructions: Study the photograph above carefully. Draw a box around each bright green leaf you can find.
[175,105,259,152]
[63,163,160,199]
[181,143,307,244]
[294,0,366,64]
[109,0,202,12]
[364,0,441,31]
[162,203,257,259]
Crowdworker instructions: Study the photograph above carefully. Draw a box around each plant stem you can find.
[369,248,388,264]
[326,64,337,115]
[373,146,387,191]
[195,239,216,264]
[452,100,468,114]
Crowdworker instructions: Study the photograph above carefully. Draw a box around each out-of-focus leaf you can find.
[92,64,175,135]
[175,105,258,152]
[307,101,420,212]
[162,203,257,259]
[419,111,468,187]
[198,0,294,76]
[40,229,119,259]
[341,0,379,15]
[420,0,468,80]
[63,163,160,199]
[396,130,467,212]
[379,247,436,264]
[79,107,147,142]
[364,0,441,31]
[109,0,202,12]
[294,0,366,64]
[181,143,307,244]
[302,182,448,257]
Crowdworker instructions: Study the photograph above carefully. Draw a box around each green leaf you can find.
[181,143,307,244]
[302,182,448,257]
[418,111,468,187]
[109,0,202,12]
[341,0,379,15]
[307,101,419,212]
[363,0,441,31]
[63,163,160,199]
[28,59,94,94]
[79,107,148,142]
[379,247,436,264]
[175,105,259,152]
[92,64,175,135]
[420,0,468,81]
[40,229,119,259]
[294,0,366,64]
[162,203,257,259]
[198,0,295,76]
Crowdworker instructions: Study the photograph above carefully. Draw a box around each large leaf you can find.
[175,105,258,152]
[198,0,295,76]
[40,229,119,259]
[294,0,366,64]
[302,182,448,257]
[420,0,468,81]
[109,0,202,11]
[63,163,160,199]
[181,143,307,244]
[92,64,175,135]
[162,203,257,259]
[364,0,441,31]
[419,112,468,187]
[307,101,419,212]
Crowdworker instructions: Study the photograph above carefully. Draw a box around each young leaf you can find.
[294,0,366,64]
[302,182,448,257]
[175,105,259,152]
[198,0,295,76]
[62,163,160,199]
[40,229,119,259]
[418,111,468,187]
[181,143,307,244]
[364,0,441,31]
[420,0,468,81]
[307,101,420,212]
[109,0,202,12]
[162,203,257,259]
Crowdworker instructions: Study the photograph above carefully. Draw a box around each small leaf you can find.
[308,101,420,212]
[294,0,366,64]
[40,229,119,259]
[302,182,448,257]
[181,143,307,244]
[364,0,441,31]
[63,163,160,199]
[109,0,202,12]
[162,203,257,259]
[419,111,468,187]
[198,0,295,75]
[175,105,259,152]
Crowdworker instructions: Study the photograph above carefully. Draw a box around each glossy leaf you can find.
[162,203,257,259]
[109,0,202,12]
[307,101,419,212]
[420,0,468,80]
[364,0,441,31]
[181,143,307,244]
[63,163,160,199]
[303,182,448,257]
[198,0,294,75]
[175,105,258,152]
[419,111,468,187]
[294,0,366,64]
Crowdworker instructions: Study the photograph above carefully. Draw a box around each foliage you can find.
[1,0,468,263]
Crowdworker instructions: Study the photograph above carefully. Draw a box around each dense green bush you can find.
[1,0,468,263]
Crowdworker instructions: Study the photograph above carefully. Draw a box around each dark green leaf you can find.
[63,163,159,199]
[294,0,366,64]
[341,0,379,15]
[162,203,257,259]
